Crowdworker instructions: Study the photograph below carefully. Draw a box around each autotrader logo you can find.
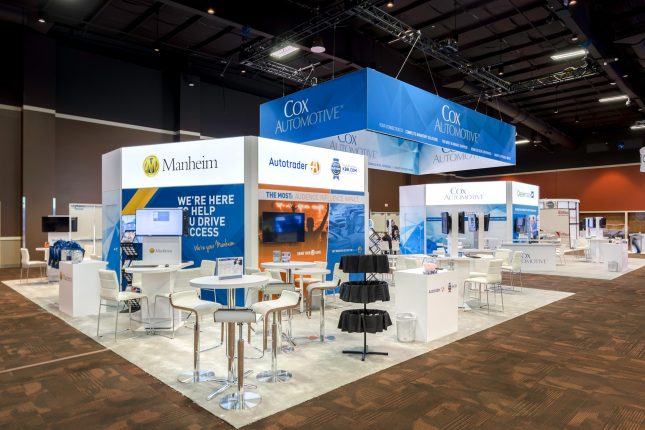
[310,161,320,174]
[143,155,160,177]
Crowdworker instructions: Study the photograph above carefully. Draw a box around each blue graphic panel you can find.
[260,70,367,142]
[366,69,515,165]
[400,206,425,254]
[326,202,366,286]
[512,204,539,240]
[124,184,245,305]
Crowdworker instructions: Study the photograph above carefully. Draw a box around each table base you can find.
[219,392,261,410]
[177,370,223,384]
[256,369,292,383]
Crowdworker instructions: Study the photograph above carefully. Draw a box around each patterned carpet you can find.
[1,262,643,429]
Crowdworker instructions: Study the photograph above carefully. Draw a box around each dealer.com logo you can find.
[143,155,160,177]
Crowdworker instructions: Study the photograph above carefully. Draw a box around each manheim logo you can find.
[143,155,160,177]
[143,154,218,177]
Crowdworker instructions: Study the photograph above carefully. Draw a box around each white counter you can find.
[59,260,107,317]
[600,242,629,272]
[589,238,610,263]
[394,268,459,343]
[502,243,557,271]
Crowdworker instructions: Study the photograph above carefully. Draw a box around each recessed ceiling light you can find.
[550,49,587,61]
[270,44,299,59]
[515,139,530,144]
[207,7,215,15]
[311,36,325,54]
[598,95,628,103]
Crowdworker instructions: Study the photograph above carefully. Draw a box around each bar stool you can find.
[169,290,223,383]
[463,259,504,313]
[251,290,300,382]
[212,308,261,410]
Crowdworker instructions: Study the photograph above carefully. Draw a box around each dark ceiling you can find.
[1,0,644,148]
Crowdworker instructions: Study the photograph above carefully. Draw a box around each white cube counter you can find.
[600,242,629,272]
[59,260,107,317]
[394,268,459,343]
[502,243,558,271]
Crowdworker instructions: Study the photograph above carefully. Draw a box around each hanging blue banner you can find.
[259,68,515,174]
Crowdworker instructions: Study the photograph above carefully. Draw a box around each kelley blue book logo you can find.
[331,158,341,180]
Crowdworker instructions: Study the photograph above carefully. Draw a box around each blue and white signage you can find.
[257,138,365,192]
[259,68,516,175]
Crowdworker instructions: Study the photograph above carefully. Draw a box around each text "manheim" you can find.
[164,155,218,171]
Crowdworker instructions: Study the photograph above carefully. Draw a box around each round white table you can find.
[124,262,193,330]
[261,261,316,284]
[292,267,330,313]
[190,275,269,399]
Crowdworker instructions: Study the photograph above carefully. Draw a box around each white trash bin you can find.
[396,313,416,343]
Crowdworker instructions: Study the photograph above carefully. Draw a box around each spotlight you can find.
[625,98,631,106]
[610,82,616,85]
[570,0,577,5]
[207,7,215,15]
[554,107,559,114]
[574,115,580,123]
[240,67,247,75]
[311,36,325,54]
[623,74,629,78]
[386,1,394,8]
[571,35,579,42]
[37,12,46,23]
[497,66,504,76]
[188,82,195,87]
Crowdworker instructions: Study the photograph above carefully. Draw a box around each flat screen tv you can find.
[468,214,478,232]
[514,216,526,233]
[458,211,465,234]
[441,212,451,234]
[135,208,183,236]
[42,216,78,233]
[484,214,490,232]
[262,212,305,243]
[599,217,607,228]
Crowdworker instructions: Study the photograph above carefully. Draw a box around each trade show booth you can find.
[538,199,580,248]
[398,181,540,255]
[102,137,368,306]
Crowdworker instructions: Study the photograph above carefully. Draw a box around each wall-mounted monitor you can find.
[514,216,526,233]
[484,214,490,232]
[468,214,478,232]
[599,217,607,228]
[42,216,78,233]
[441,212,451,234]
[458,211,465,234]
[262,212,305,243]
[135,209,183,236]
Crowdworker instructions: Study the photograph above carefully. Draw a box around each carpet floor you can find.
[1,262,643,429]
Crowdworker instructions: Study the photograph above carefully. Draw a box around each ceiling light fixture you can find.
[550,49,587,60]
[569,0,577,5]
[497,65,504,76]
[386,1,395,8]
[188,82,195,87]
[610,82,616,85]
[571,35,579,42]
[207,7,215,15]
[575,115,580,123]
[622,74,629,78]
[37,12,46,23]
[270,44,299,59]
[515,139,530,144]
[598,95,628,103]
[311,36,325,54]
[630,121,645,130]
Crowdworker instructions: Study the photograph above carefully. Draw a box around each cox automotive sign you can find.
[258,138,365,192]
[259,71,367,143]
[425,181,507,206]
[121,138,244,189]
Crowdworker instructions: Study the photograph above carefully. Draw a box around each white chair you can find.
[463,259,504,313]
[556,245,566,265]
[502,251,523,291]
[20,248,47,282]
[97,269,151,341]
[574,238,591,261]
[494,248,512,266]
[170,290,222,383]
[199,259,216,276]
[251,290,300,382]
[304,263,345,343]
[153,267,202,337]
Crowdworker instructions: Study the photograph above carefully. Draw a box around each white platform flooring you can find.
[5,279,572,428]
[524,256,645,280]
